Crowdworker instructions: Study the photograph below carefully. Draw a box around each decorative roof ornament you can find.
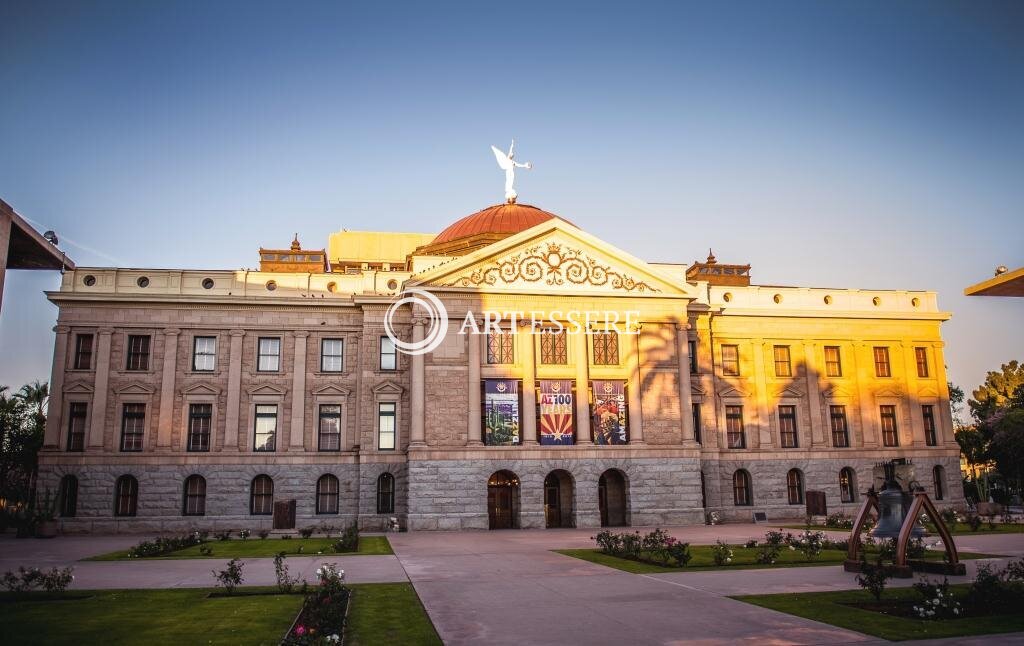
[290,234,301,251]
[491,139,532,204]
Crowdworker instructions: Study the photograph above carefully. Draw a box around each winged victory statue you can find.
[491,140,532,203]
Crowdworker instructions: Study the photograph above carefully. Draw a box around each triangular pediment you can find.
[63,380,94,394]
[917,386,939,398]
[717,384,749,399]
[313,384,352,397]
[181,382,220,396]
[774,385,805,399]
[116,382,155,395]
[247,384,287,397]
[690,383,706,397]
[372,380,404,395]
[875,387,904,399]
[822,385,854,399]
[408,219,697,297]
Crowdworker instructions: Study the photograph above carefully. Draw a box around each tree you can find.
[15,381,48,426]
[968,361,1024,499]
[969,361,1024,422]
[0,383,47,532]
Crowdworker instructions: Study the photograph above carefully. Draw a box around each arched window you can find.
[183,475,207,516]
[316,474,340,514]
[733,470,751,506]
[59,475,79,517]
[787,469,804,505]
[250,475,274,515]
[114,475,138,517]
[377,472,395,514]
[839,468,857,503]
[933,465,945,501]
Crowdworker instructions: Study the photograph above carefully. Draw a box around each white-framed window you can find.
[257,337,281,372]
[379,336,397,370]
[321,338,344,372]
[254,404,278,451]
[378,402,396,450]
[193,336,217,371]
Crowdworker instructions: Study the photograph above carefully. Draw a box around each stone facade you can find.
[37,211,964,533]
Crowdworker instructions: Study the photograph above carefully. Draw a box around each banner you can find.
[539,380,574,445]
[484,379,520,446]
[591,380,627,445]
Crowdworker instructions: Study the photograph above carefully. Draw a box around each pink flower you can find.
[295,625,306,636]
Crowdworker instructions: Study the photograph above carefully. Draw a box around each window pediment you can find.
[181,382,220,397]
[63,381,94,394]
[372,380,404,396]
[115,382,156,395]
[313,384,352,397]
[247,384,287,397]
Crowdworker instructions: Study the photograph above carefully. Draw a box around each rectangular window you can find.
[486,330,515,364]
[379,336,397,370]
[824,346,842,377]
[378,402,396,450]
[880,404,899,447]
[779,405,798,447]
[592,331,619,365]
[253,404,277,451]
[922,405,937,446]
[688,340,698,374]
[539,329,567,364]
[830,405,849,447]
[692,403,702,444]
[73,334,93,370]
[66,402,87,451]
[874,346,891,377]
[187,403,212,452]
[192,336,216,372]
[915,347,929,378]
[726,405,745,449]
[318,404,342,451]
[257,338,281,372]
[773,345,792,377]
[321,338,344,372]
[125,335,150,371]
[722,344,740,376]
[120,403,145,451]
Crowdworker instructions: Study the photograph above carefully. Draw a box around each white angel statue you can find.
[491,140,532,203]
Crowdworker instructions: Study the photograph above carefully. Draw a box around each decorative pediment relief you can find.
[917,386,939,399]
[717,385,749,399]
[822,385,854,399]
[313,383,352,397]
[372,380,404,395]
[774,385,805,399]
[181,382,220,397]
[690,383,706,397]
[63,381,94,394]
[247,384,287,397]
[115,382,155,395]
[443,240,660,293]
[875,387,904,399]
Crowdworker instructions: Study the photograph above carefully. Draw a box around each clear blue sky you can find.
[1,1,1021,399]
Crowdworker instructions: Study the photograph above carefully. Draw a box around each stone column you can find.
[290,331,308,450]
[932,343,958,446]
[627,324,645,444]
[410,317,426,447]
[901,342,925,446]
[853,342,878,446]
[676,323,696,445]
[751,339,769,449]
[467,327,482,446]
[43,325,71,448]
[223,329,245,450]
[88,328,113,449]
[156,328,179,449]
[803,342,824,446]
[520,322,537,445]
[574,327,592,444]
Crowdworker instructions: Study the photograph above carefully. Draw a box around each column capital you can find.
[292,330,310,339]
[229,329,246,338]
[53,325,71,335]
[163,328,181,337]
[411,315,430,327]
[675,322,691,332]
[97,327,115,336]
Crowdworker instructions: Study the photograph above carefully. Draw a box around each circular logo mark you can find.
[383,288,448,356]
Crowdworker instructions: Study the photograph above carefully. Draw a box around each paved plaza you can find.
[2,524,1022,645]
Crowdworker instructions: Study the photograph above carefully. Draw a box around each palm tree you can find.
[15,381,49,426]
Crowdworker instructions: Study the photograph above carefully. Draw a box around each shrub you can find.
[283,564,348,645]
[127,532,205,558]
[822,537,848,551]
[319,523,337,538]
[755,543,780,564]
[856,557,890,601]
[789,529,825,560]
[281,534,293,540]
[299,527,316,539]
[258,529,270,540]
[763,530,787,549]
[825,513,854,529]
[966,562,1024,614]
[619,532,642,560]
[215,530,232,541]
[593,530,623,556]
[40,567,74,593]
[641,528,670,555]
[743,539,758,549]
[712,540,733,566]
[940,508,960,532]
[199,545,213,556]
[664,539,692,567]
[913,577,962,619]
[212,558,244,595]
[966,514,983,532]
[274,552,300,593]
[330,523,359,553]
[3,567,75,594]
[239,528,251,541]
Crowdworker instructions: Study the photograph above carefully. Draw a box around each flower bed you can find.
[282,564,350,645]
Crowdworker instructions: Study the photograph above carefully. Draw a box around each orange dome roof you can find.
[431,203,565,245]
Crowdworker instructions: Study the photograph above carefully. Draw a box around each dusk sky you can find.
[1,1,1021,401]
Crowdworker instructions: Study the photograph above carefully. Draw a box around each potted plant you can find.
[34,488,60,538]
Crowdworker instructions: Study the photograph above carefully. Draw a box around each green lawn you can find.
[0,587,302,645]
[733,585,1024,641]
[0,583,438,646]
[86,535,393,560]
[780,523,1024,536]
[555,546,998,574]
[347,583,442,646]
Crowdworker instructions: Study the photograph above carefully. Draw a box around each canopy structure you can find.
[0,198,75,314]
[965,266,1024,297]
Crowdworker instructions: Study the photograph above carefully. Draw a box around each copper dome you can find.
[417,203,570,256]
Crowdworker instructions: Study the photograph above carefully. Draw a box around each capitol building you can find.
[38,196,962,532]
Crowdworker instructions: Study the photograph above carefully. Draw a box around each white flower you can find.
[725,558,731,563]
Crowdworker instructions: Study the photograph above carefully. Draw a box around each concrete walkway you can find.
[3,525,1023,644]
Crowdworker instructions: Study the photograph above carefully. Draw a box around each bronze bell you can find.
[871,461,925,540]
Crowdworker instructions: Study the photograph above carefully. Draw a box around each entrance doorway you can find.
[488,470,520,529]
[598,469,629,527]
[544,470,575,528]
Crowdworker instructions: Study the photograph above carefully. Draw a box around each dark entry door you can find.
[598,476,609,527]
[488,484,513,529]
[544,474,561,528]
